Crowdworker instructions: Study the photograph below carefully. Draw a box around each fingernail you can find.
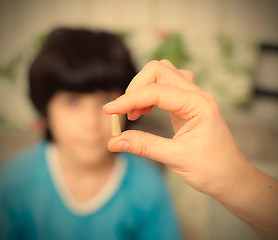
[127,111,133,120]
[111,140,130,152]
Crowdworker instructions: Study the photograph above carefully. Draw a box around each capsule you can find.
[110,114,121,137]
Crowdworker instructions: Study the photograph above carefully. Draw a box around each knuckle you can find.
[181,70,194,83]
[160,59,172,65]
[206,92,217,105]
[138,141,151,158]
[145,60,161,71]
[201,91,219,112]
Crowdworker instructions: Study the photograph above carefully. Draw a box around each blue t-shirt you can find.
[0,142,182,240]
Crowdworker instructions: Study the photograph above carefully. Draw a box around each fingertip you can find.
[127,111,134,120]
[142,106,153,115]
[102,100,114,108]
[127,109,142,120]
[102,101,116,114]
[108,137,130,152]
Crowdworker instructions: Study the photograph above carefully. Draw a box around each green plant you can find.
[152,33,192,68]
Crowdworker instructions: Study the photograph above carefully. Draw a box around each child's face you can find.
[47,90,124,165]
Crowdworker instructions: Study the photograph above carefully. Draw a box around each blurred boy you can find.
[0,28,182,240]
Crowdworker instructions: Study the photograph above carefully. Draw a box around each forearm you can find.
[213,155,278,239]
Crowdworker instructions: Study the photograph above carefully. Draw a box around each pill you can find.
[110,114,121,137]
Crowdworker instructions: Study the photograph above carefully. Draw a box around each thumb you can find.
[108,130,176,164]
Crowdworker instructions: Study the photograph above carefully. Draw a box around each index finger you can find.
[103,83,200,122]
[125,60,198,94]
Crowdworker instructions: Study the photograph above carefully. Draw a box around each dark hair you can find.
[29,27,137,140]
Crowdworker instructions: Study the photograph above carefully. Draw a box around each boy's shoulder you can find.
[0,142,48,190]
[120,152,167,195]
[122,152,162,177]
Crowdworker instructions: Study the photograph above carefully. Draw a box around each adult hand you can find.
[103,60,278,239]
[103,59,248,197]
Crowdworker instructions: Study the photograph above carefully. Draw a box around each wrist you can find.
[210,152,256,202]
[211,155,278,239]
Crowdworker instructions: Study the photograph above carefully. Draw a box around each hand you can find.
[103,60,278,239]
[103,60,249,197]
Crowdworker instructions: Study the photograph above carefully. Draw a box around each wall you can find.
[1,0,277,128]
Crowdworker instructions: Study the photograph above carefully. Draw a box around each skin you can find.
[103,60,278,240]
[47,90,124,203]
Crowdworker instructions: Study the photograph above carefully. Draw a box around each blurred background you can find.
[0,0,277,239]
